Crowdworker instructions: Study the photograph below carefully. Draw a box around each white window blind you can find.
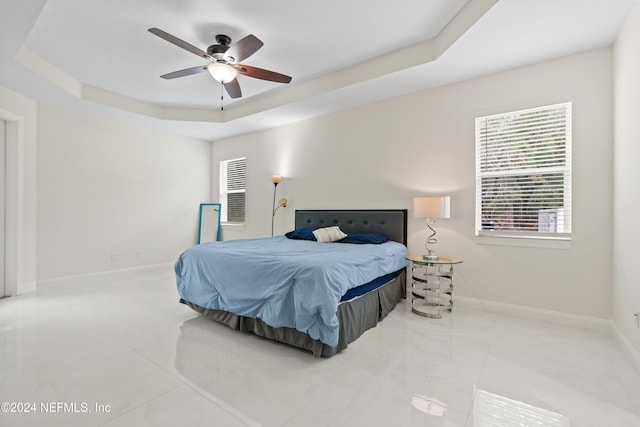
[475,102,571,240]
[219,157,246,223]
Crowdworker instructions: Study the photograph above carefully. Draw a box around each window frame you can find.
[474,102,572,243]
[219,157,246,225]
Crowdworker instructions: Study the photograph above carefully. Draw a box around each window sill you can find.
[474,235,571,249]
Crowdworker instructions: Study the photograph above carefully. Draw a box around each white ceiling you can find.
[0,0,635,141]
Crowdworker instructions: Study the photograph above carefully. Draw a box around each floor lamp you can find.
[270,175,287,237]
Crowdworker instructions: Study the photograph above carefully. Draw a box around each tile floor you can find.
[1,266,639,426]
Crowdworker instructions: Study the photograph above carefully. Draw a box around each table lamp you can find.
[413,196,450,260]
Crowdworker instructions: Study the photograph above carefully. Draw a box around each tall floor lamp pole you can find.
[270,175,287,237]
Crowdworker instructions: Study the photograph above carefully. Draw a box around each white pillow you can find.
[313,226,347,243]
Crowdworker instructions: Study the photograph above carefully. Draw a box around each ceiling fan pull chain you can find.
[220,83,224,111]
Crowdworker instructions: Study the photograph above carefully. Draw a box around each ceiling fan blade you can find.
[148,27,210,60]
[160,65,208,79]
[224,79,242,98]
[225,34,263,63]
[236,64,292,84]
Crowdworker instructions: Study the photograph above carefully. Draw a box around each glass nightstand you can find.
[406,255,463,318]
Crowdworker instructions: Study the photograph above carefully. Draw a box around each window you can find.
[219,157,246,223]
[475,102,571,240]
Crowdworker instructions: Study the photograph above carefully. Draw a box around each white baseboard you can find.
[36,263,174,288]
[611,321,640,371]
[453,295,640,369]
[17,280,36,295]
[453,295,611,332]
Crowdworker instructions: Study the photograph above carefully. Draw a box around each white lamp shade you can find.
[413,196,451,219]
[270,175,284,184]
[207,63,238,83]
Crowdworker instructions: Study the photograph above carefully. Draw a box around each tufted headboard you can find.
[294,209,408,245]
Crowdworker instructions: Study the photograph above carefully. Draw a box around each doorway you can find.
[0,112,20,298]
[1,119,5,298]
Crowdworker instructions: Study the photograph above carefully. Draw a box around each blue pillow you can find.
[285,228,317,241]
[339,232,389,244]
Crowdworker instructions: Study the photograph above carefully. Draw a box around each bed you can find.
[175,209,408,357]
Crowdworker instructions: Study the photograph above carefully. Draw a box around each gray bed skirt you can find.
[184,269,406,357]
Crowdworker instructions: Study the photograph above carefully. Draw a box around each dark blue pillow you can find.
[339,232,389,244]
[285,228,317,241]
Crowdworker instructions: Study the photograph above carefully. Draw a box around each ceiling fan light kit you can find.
[207,62,238,83]
[148,27,292,104]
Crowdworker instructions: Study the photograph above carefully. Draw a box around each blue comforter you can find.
[175,236,408,347]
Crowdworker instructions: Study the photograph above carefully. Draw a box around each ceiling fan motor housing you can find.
[207,34,232,61]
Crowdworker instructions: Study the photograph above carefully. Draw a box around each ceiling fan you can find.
[148,27,292,100]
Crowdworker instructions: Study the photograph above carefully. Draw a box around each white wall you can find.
[37,104,211,280]
[212,47,613,319]
[0,86,37,294]
[613,4,640,354]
